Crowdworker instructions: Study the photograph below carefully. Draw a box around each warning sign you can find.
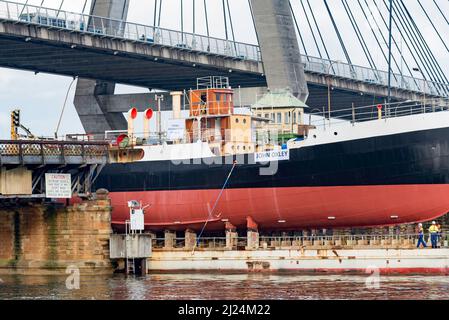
[45,174,72,199]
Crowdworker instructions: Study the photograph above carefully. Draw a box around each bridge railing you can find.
[0,139,109,165]
[302,55,449,97]
[1,0,447,97]
[0,0,261,62]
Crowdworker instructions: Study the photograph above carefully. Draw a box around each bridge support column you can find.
[250,0,309,102]
[74,0,131,136]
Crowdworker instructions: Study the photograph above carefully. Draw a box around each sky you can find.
[0,0,448,138]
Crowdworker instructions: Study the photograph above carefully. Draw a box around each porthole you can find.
[313,135,317,139]
[235,118,239,123]
[334,132,338,136]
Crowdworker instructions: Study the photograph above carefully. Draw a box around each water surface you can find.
[0,273,448,300]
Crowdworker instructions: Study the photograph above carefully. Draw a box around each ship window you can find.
[243,146,246,150]
[236,118,239,123]
[293,112,297,124]
[265,114,270,119]
[201,93,207,103]
[243,118,247,124]
[215,93,221,102]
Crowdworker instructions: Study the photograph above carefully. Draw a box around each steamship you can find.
[93,76,449,232]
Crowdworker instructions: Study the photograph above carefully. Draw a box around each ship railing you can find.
[307,97,449,130]
[0,0,261,62]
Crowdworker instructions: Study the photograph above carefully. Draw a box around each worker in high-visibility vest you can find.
[429,221,439,249]
[416,223,427,248]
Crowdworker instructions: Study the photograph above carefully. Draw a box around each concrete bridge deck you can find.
[0,0,447,101]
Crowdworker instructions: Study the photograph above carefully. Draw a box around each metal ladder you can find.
[125,221,135,275]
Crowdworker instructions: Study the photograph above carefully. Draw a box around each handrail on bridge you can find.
[0,0,447,97]
[0,0,261,62]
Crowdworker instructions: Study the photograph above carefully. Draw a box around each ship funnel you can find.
[127,107,138,138]
[170,91,183,119]
[143,108,154,141]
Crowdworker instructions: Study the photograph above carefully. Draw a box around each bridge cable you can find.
[19,0,29,17]
[340,0,377,71]
[157,0,162,27]
[81,0,88,14]
[181,0,184,42]
[370,0,421,87]
[355,0,402,82]
[323,0,353,67]
[382,0,436,85]
[399,0,449,85]
[222,0,229,41]
[203,0,210,50]
[289,1,310,59]
[391,0,447,86]
[247,0,264,65]
[226,0,238,53]
[306,0,332,63]
[396,0,446,82]
[416,0,449,54]
[299,0,323,59]
[153,0,158,27]
[192,0,196,35]
[203,0,210,37]
[433,0,449,25]
[362,0,415,81]
[56,0,64,17]
[393,0,444,83]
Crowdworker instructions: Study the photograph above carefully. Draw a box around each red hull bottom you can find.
[109,185,449,231]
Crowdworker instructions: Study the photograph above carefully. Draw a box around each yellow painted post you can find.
[377,104,383,120]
